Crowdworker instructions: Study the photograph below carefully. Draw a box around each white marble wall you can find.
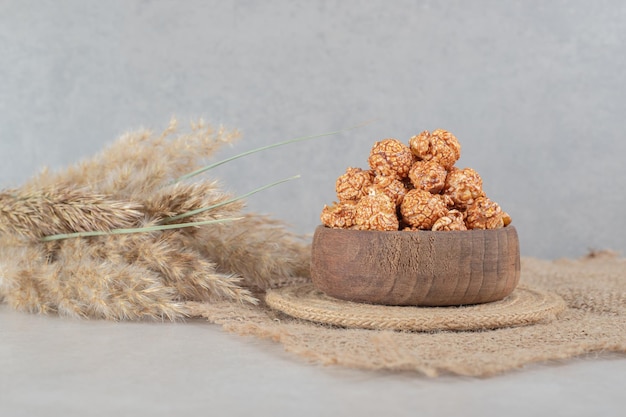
[1,0,624,259]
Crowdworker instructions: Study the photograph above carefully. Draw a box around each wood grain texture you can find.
[311,225,520,306]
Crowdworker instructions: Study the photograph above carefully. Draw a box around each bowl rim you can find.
[314,224,517,236]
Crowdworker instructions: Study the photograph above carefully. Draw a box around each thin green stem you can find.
[40,217,241,242]
[160,175,300,224]
[172,120,375,184]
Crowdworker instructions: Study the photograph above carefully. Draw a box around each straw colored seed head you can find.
[144,181,242,223]
[0,187,144,240]
[0,120,316,320]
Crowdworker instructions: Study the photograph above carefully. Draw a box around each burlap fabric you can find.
[265,284,566,331]
[189,255,626,377]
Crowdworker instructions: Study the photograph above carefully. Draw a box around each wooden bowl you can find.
[311,225,520,306]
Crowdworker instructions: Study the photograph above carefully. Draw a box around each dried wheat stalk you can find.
[0,119,311,320]
[0,186,144,239]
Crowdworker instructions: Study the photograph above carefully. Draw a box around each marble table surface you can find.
[1,304,624,417]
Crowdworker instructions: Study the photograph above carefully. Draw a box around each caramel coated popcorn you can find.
[408,160,447,194]
[320,129,511,231]
[368,175,408,206]
[409,129,461,170]
[354,194,399,231]
[400,189,448,230]
[442,167,485,209]
[335,167,374,202]
[465,197,510,230]
[320,201,358,229]
[368,139,415,179]
[432,209,467,231]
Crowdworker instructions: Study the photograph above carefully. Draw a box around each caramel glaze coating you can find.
[409,129,460,170]
[465,197,510,230]
[354,193,399,231]
[432,209,467,231]
[367,175,408,207]
[335,167,374,202]
[320,201,358,229]
[400,189,448,230]
[321,129,512,232]
[368,138,415,179]
[408,160,448,194]
[442,167,485,209]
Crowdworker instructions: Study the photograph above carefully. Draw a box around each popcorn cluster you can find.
[320,129,511,231]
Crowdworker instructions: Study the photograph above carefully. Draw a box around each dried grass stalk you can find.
[0,119,311,320]
[0,186,144,239]
[195,214,311,290]
[144,181,242,223]
[24,118,241,202]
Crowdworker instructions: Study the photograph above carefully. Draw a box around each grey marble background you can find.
[1,0,624,259]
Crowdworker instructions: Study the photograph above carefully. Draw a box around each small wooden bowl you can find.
[311,225,520,306]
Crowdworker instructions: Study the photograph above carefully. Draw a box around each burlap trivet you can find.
[188,255,626,377]
[264,284,566,331]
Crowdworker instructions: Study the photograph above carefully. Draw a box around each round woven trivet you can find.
[265,283,566,331]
